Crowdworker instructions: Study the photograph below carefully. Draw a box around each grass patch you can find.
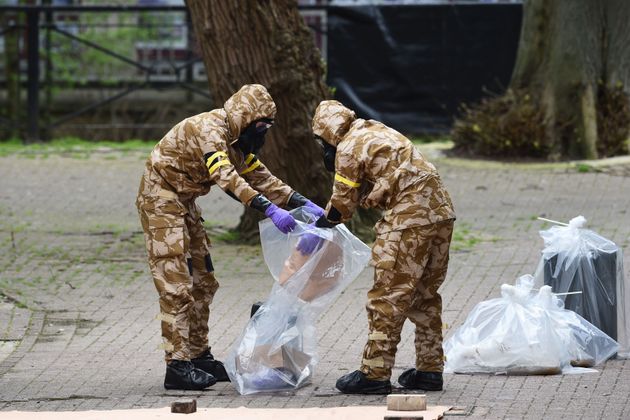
[0,292,28,309]
[0,137,156,157]
[214,229,242,243]
[410,135,451,145]
[451,223,498,252]
[574,163,602,173]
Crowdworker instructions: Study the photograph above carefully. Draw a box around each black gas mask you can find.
[235,118,273,155]
[315,135,337,172]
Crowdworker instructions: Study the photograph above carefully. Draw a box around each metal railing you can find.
[0,4,328,141]
[0,4,215,141]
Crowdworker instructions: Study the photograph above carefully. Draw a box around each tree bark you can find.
[185,0,330,241]
[186,0,378,241]
[455,0,630,160]
[511,0,606,159]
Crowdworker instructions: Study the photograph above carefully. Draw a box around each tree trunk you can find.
[186,0,329,241]
[454,0,630,160]
[186,0,378,241]
[510,0,604,159]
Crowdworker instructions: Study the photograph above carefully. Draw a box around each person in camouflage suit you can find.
[306,100,456,394]
[136,84,324,390]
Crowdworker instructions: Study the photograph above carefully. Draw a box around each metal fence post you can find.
[44,2,54,141]
[185,7,194,103]
[26,8,40,143]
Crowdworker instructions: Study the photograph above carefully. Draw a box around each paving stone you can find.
[0,153,629,418]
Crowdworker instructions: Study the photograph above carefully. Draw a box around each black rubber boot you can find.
[335,370,392,394]
[164,360,217,390]
[191,349,230,382]
[397,368,443,391]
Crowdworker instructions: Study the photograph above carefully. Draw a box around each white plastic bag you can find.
[533,216,629,358]
[225,208,371,395]
[444,275,619,375]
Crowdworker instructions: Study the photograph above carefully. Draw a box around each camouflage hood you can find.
[224,84,277,144]
[312,100,357,147]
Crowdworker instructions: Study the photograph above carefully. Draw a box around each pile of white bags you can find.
[444,275,619,375]
[225,208,371,395]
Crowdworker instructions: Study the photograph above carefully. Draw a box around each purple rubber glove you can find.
[265,204,296,233]
[296,225,323,255]
[304,200,325,218]
[251,367,293,390]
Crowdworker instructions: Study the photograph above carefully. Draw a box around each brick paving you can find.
[0,149,629,419]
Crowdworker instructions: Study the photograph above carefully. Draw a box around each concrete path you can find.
[0,147,629,419]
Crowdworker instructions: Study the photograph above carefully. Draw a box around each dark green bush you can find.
[452,85,630,160]
[596,82,630,158]
[451,89,549,159]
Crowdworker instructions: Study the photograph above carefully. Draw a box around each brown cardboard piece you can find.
[0,405,452,420]
[235,343,311,376]
[387,394,427,411]
[279,240,343,302]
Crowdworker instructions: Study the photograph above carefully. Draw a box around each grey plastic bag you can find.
[533,216,629,358]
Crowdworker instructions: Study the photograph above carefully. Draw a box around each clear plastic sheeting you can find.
[225,208,371,395]
[533,216,629,358]
[444,275,619,375]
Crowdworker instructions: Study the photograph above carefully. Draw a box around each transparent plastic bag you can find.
[225,208,371,395]
[533,216,629,358]
[444,275,619,375]
[534,285,619,371]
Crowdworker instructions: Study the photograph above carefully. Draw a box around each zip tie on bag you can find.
[533,286,583,296]
[537,217,569,226]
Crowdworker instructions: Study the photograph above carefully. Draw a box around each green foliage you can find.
[596,82,630,158]
[48,11,183,87]
[451,89,549,159]
[452,85,630,160]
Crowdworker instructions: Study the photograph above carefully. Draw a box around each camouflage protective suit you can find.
[312,100,456,380]
[136,84,295,362]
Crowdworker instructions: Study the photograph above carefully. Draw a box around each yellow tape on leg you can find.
[362,357,385,368]
[158,341,175,352]
[156,313,176,324]
[368,331,390,341]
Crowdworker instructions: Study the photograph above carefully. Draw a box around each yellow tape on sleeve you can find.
[244,153,256,165]
[205,151,228,168]
[208,159,231,174]
[335,173,361,188]
[240,160,261,175]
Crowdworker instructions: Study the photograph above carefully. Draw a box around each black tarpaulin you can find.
[326,4,522,134]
